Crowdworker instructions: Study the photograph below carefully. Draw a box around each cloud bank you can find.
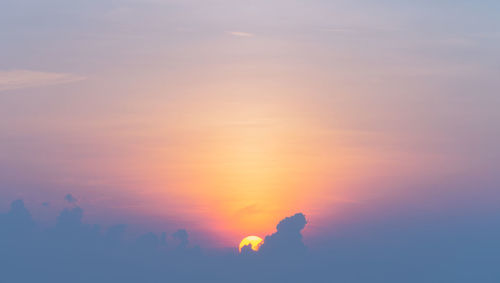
[0,197,498,283]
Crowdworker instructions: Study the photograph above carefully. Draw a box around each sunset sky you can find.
[1,0,499,249]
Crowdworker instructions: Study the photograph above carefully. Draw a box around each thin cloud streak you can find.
[226,31,255,37]
[0,70,86,92]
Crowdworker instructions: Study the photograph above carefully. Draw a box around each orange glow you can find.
[238,236,263,252]
[157,89,343,242]
[80,81,434,247]
[114,83,371,245]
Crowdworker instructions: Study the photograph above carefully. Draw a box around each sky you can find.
[1,1,500,280]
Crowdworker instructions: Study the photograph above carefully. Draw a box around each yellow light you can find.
[238,235,263,253]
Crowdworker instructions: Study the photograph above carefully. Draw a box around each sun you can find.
[238,235,264,253]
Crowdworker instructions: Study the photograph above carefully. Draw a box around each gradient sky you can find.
[1,0,499,248]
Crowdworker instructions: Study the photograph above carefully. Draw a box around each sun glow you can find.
[238,236,264,253]
[127,84,363,246]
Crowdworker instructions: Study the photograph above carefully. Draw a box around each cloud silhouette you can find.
[240,243,258,256]
[0,198,497,283]
[259,213,307,256]
[64,193,77,204]
[135,232,160,251]
[54,206,86,240]
[2,199,35,234]
[106,224,127,243]
[172,229,189,248]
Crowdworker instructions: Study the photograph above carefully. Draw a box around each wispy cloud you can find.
[226,31,255,38]
[0,70,86,92]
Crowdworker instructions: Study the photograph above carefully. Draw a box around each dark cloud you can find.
[160,232,167,246]
[135,232,160,251]
[106,224,127,243]
[240,243,257,255]
[56,206,83,229]
[64,193,77,204]
[0,198,498,283]
[259,213,307,256]
[2,199,35,235]
[172,229,189,248]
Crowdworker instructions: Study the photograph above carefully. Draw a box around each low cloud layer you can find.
[0,198,311,282]
[0,197,498,283]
